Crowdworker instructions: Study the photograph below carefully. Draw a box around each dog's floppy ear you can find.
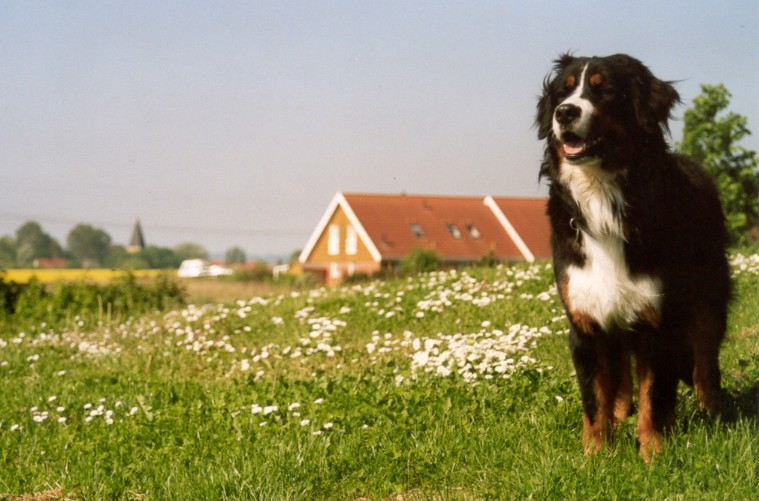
[535,76,555,139]
[553,53,575,73]
[631,65,680,135]
[535,54,574,139]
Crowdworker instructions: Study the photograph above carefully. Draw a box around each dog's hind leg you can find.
[692,347,723,414]
[690,314,726,415]
[636,345,679,462]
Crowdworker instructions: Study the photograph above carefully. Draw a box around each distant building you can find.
[177,259,233,278]
[32,257,67,269]
[299,192,551,285]
[127,220,146,253]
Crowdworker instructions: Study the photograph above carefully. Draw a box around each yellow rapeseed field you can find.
[1,268,171,283]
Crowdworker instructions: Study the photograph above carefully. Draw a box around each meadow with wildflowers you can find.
[1,255,757,499]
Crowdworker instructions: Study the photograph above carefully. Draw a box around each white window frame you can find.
[329,262,341,279]
[328,224,340,255]
[345,225,358,255]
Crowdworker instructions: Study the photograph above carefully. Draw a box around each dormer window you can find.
[409,223,425,238]
[447,224,462,239]
[466,224,481,239]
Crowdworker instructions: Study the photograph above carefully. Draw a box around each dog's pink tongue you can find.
[563,142,585,156]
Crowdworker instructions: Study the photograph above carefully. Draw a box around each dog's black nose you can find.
[555,104,581,125]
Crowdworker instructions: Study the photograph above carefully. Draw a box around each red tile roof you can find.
[343,193,528,261]
[299,192,552,266]
[490,197,552,259]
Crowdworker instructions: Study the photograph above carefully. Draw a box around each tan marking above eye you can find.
[565,74,576,88]
[589,73,603,86]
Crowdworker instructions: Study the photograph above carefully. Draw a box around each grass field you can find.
[0,255,757,499]
[179,278,303,305]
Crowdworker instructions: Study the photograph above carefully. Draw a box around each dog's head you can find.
[536,53,680,165]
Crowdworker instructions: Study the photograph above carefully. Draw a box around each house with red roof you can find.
[299,192,551,284]
[32,257,68,269]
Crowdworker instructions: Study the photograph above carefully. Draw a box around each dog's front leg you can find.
[569,328,618,454]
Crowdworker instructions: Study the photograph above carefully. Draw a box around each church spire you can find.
[127,220,146,253]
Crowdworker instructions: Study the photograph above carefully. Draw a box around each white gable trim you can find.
[299,193,342,263]
[299,192,382,263]
[340,196,383,262]
[484,195,535,263]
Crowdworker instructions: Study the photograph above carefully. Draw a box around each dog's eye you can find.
[557,74,577,97]
[557,82,575,98]
[594,85,615,97]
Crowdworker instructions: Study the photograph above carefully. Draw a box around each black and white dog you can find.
[536,53,731,460]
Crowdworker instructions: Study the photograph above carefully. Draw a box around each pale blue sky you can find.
[2,1,757,257]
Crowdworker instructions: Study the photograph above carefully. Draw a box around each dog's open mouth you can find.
[560,133,603,160]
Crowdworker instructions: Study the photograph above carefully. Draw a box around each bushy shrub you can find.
[478,250,502,268]
[272,271,320,289]
[400,248,441,273]
[0,274,28,320]
[231,262,272,282]
[0,273,185,331]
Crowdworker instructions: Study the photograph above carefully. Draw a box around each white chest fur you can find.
[560,160,662,330]
[559,159,625,238]
[566,234,662,330]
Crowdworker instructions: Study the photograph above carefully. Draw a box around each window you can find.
[446,224,462,239]
[466,224,482,239]
[328,224,340,255]
[409,223,425,238]
[330,262,341,279]
[345,225,358,255]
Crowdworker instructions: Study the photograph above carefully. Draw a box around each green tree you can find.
[15,221,63,266]
[678,84,759,244]
[120,255,150,270]
[225,246,246,265]
[289,250,302,264]
[100,244,179,270]
[140,245,180,269]
[400,247,441,273]
[103,245,130,268]
[174,242,209,262]
[0,236,16,268]
[66,224,112,267]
